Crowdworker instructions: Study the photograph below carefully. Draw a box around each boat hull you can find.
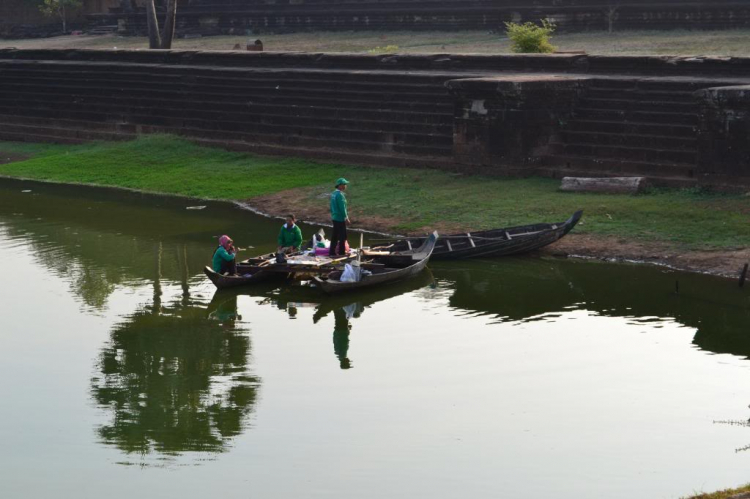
[375,210,583,260]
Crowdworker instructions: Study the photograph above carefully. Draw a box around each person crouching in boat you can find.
[329,177,350,257]
[277,214,303,254]
[213,235,237,275]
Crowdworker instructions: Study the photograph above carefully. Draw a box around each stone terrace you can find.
[0,49,749,188]
[107,0,750,35]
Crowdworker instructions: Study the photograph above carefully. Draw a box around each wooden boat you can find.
[313,232,438,294]
[205,251,357,290]
[367,210,583,260]
[204,264,286,290]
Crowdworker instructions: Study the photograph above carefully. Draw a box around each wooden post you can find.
[740,264,749,288]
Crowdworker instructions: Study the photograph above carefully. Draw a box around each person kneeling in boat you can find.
[277,214,303,254]
[213,235,237,275]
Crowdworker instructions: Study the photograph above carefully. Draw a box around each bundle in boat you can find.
[314,232,439,294]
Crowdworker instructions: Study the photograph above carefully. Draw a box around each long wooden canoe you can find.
[313,232,438,294]
[368,210,582,260]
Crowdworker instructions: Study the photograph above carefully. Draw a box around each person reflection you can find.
[328,303,362,370]
[208,293,241,329]
[333,308,352,369]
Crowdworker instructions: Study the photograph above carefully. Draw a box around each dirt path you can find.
[246,189,750,279]
[0,152,30,165]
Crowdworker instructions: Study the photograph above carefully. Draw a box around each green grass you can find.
[682,483,750,499]
[1,135,749,249]
[0,136,344,199]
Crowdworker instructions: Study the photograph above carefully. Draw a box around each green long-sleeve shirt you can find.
[212,246,235,273]
[278,224,303,249]
[330,189,348,222]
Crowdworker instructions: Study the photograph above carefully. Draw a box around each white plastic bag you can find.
[340,264,357,282]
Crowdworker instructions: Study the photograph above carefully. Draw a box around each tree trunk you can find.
[145,0,162,49]
[160,0,177,49]
[61,4,67,33]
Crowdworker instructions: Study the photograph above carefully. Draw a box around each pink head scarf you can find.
[219,235,233,251]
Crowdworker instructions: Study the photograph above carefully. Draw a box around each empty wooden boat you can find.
[367,210,582,260]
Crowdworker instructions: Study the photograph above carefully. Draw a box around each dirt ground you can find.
[6,29,750,56]
[245,189,750,279]
[0,152,30,165]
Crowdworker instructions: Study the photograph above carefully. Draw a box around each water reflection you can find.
[2,178,750,472]
[90,296,260,458]
[432,259,750,356]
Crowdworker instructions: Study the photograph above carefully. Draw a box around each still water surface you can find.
[1,179,749,499]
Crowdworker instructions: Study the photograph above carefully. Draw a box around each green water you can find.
[1,179,749,499]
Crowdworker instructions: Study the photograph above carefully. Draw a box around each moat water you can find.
[1,178,749,499]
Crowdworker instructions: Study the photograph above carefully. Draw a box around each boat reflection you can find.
[208,270,436,370]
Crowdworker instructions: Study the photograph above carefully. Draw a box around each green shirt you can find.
[330,189,348,222]
[212,246,235,273]
[278,223,303,249]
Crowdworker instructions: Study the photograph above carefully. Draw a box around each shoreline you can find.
[0,132,748,281]
[244,189,750,280]
[3,174,745,279]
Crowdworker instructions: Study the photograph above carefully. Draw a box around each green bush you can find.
[504,19,557,53]
[367,45,399,54]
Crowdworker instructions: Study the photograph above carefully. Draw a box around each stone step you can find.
[559,130,696,151]
[0,72,452,99]
[0,99,453,140]
[587,78,723,92]
[574,107,699,126]
[0,80,452,108]
[0,123,133,143]
[0,116,453,156]
[0,97,454,132]
[0,85,454,113]
[551,142,696,165]
[586,88,697,103]
[565,119,697,138]
[0,61,459,86]
[578,98,696,113]
[0,94,453,129]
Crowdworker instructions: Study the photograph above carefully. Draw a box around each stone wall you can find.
[696,86,750,185]
[1,49,750,189]
[109,0,750,35]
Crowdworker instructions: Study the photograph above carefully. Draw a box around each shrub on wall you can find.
[504,19,557,53]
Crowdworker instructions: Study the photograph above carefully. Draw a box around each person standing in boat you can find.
[277,214,303,254]
[329,178,350,256]
[213,235,237,275]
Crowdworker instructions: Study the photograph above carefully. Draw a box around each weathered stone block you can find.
[696,85,750,183]
[560,176,647,194]
[446,75,590,171]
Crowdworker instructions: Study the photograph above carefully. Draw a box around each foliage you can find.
[367,45,399,54]
[0,135,749,249]
[38,0,81,33]
[504,19,557,53]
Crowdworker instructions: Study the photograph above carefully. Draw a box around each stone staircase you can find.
[0,59,457,167]
[539,78,705,188]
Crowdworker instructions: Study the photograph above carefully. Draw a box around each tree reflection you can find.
[90,301,260,457]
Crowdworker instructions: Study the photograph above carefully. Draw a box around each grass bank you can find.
[5,29,750,56]
[0,135,749,275]
[683,484,750,499]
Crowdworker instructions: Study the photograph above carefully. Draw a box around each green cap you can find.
[335,178,350,186]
